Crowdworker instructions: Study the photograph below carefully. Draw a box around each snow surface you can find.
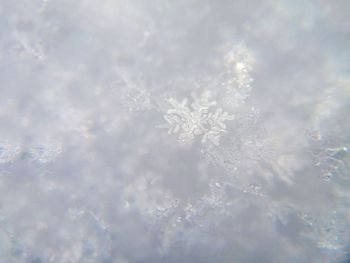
[0,0,349,262]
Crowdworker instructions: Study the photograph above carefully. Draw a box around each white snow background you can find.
[0,0,349,262]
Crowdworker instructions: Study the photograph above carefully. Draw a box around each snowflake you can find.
[162,91,234,146]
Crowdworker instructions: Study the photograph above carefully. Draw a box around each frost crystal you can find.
[163,91,234,146]
[123,86,152,112]
[26,143,63,164]
[223,44,254,107]
[0,143,21,164]
[311,144,350,181]
[117,70,153,112]
[300,210,350,252]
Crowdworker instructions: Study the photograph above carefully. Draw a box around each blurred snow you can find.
[0,0,349,262]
